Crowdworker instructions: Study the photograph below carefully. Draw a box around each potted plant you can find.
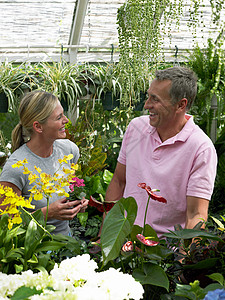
[0,62,31,113]
[36,60,88,112]
[94,63,122,110]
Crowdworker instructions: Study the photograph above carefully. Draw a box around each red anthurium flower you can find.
[136,233,159,246]
[89,195,115,213]
[137,183,167,203]
[122,241,134,252]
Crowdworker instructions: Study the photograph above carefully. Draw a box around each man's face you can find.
[144,79,178,132]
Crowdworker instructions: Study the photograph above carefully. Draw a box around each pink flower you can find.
[69,177,85,191]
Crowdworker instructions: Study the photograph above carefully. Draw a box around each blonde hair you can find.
[11,90,59,152]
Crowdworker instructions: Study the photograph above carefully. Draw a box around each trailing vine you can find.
[117,0,225,107]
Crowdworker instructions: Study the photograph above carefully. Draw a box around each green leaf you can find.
[183,258,218,270]
[77,212,88,227]
[27,253,38,264]
[175,283,197,299]
[133,262,169,291]
[211,216,224,230]
[101,197,137,266]
[11,286,42,300]
[207,273,225,286]
[15,264,23,274]
[103,169,113,185]
[35,241,66,252]
[164,229,223,242]
[24,220,38,259]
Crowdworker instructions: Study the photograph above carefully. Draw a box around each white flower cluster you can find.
[0,254,144,300]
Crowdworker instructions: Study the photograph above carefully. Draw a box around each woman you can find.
[0,90,88,235]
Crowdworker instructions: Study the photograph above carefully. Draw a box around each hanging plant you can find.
[116,0,225,107]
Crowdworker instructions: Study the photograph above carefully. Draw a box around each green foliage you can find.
[116,0,225,107]
[100,197,172,294]
[187,37,225,135]
[0,209,80,274]
[35,60,88,111]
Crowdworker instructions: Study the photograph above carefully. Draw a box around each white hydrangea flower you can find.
[0,254,144,300]
[0,272,27,298]
[51,254,97,285]
[96,268,144,300]
[30,290,78,300]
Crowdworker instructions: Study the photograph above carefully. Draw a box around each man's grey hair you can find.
[155,67,198,110]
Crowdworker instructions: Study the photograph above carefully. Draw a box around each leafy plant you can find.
[0,211,80,274]
[36,60,88,111]
[187,37,225,136]
[116,0,225,108]
[0,62,33,112]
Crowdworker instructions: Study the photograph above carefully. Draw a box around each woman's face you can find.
[41,100,69,142]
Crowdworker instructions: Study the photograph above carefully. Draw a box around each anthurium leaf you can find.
[164,229,223,242]
[101,197,137,266]
[130,225,143,240]
[133,262,169,291]
[11,286,42,300]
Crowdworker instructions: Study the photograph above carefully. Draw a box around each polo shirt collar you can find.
[147,114,195,145]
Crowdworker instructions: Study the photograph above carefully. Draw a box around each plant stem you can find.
[45,196,49,228]
[20,206,52,239]
[143,195,151,235]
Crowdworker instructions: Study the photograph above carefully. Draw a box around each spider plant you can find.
[36,60,88,111]
[0,62,31,112]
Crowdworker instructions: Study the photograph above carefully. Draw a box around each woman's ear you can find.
[33,121,43,133]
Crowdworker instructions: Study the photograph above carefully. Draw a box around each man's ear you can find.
[33,121,43,133]
[177,98,187,111]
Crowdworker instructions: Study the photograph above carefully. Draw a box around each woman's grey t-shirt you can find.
[0,139,79,235]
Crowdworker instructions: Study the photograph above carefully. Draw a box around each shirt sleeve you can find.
[187,146,217,200]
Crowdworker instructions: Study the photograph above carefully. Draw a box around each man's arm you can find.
[185,196,209,229]
[105,162,126,202]
[178,196,209,263]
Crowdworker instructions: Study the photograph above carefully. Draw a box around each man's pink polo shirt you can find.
[118,115,217,238]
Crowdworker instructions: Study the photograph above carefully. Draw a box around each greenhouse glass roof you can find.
[0,0,224,63]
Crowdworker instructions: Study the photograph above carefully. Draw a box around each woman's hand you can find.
[79,197,89,213]
[42,197,88,221]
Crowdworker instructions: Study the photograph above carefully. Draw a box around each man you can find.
[104,67,217,238]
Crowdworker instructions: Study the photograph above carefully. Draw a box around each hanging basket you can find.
[0,92,9,113]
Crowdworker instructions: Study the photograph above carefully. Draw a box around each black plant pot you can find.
[0,92,9,113]
[134,91,146,111]
[102,91,120,111]
[61,96,69,112]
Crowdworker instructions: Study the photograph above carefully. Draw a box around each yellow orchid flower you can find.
[12,159,28,168]
[71,163,78,170]
[23,167,32,175]
[34,166,42,173]
[28,173,39,184]
[34,191,43,201]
